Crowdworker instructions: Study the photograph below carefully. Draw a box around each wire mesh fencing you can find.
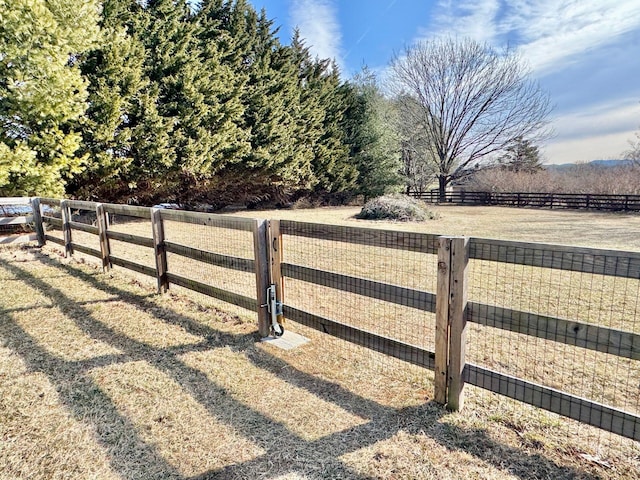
[465,238,640,458]
[160,210,260,318]
[26,199,640,460]
[102,204,156,281]
[278,220,440,384]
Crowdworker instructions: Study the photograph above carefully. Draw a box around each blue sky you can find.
[248,0,640,164]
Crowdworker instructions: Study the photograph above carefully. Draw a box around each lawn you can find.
[2,205,640,478]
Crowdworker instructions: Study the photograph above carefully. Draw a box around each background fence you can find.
[412,190,640,211]
[3,197,639,454]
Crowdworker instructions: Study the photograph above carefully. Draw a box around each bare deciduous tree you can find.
[624,129,640,165]
[390,37,552,201]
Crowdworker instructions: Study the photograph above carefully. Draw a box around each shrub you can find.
[356,194,438,221]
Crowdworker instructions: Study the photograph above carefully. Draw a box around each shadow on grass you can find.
[0,249,603,480]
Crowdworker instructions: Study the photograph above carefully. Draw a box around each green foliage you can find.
[2,0,398,205]
[356,194,438,222]
[0,0,101,196]
[71,0,147,199]
[498,137,543,173]
[342,68,403,200]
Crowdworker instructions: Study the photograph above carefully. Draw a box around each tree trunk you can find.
[438,176,448,203]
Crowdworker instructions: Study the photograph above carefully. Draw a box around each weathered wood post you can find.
[434,237,452,404]
[95,203,111,270]
[60,199,72,257]
[447,236,469,410]
[253,219,270,337]
[269,219,285,328]
[31,197,45,246]
[151,208,169,293]
[434,236,469,410]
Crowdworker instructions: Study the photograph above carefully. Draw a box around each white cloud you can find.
[430,0,501,44]
[289,0,344,71]
[421,1,640,164]
[543,99,640,163]
[428,0,640,75]
[504,1,640,74]
[551,100,640,141]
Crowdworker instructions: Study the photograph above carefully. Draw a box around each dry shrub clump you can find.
[356,194,438,222]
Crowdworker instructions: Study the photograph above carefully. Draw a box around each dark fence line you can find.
[4,196,639,442]
[411,190,640,211]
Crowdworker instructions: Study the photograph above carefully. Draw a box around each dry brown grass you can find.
[9,205,640,478]
[1,244,638,479]
[232,204,640,251]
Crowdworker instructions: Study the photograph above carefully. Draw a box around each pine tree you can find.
[342,68,402,199]
[111,0,250,203]
[71,0,148,200]
[312,63,356,193]
[0,0,101,196]
[222,12,314,201]
[498,137,543,173]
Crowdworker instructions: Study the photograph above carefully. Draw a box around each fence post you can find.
[253,219,271,337]
[60,199,72,257]
[434,237,452,404]
[151,208,169,293]
[96,203,111,270]
[447,237,469,411]
[31,197,45,246]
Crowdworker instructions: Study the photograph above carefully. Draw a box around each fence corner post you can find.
[31,197,45,246]
[96,203,111,271]
[434,236,452,405]
[447,236,469,411]
[151,208,168,293]
[253,218,270,337]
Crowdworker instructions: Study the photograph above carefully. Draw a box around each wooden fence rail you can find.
[5,196,639,442]
[411,190,640,212]
[0,197,43,245]
[36,198,271,336]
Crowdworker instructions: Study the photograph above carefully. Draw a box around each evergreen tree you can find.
[71,0,147,200]
[0,0,101,196]
[141,0,226,199]
[498,137,543,173]
[309,60,356,194]
[342,68,402,199]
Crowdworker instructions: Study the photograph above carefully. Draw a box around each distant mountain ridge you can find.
[545,159,633,171]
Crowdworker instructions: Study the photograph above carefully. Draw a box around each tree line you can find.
[2,0,565,207]
[1,0,402,206]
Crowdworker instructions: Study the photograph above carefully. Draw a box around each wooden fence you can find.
[38,198,271,333]
[0,197,44,245]
[5,197,639,442]
[412,190,640,211]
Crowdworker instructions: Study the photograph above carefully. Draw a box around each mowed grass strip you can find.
[181,347,368,441]
[89,360,265,477]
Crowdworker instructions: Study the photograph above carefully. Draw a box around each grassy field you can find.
[231,204,640,251]
[5,204,639,478]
